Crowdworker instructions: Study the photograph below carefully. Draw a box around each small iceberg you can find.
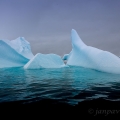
[24,53,66,69]
[62,54,69,61]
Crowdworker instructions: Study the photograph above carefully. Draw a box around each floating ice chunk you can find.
[24,53,66,69]
[4,37,34,59]
[67,29,120,74]
[0,40,29,68]
[62,54,69,60]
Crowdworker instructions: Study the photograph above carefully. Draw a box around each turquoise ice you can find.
[24,53,66,69]
[0,40,29,68]
[3,37,34,59]
[62,54,69,61]
[67,29,120,74]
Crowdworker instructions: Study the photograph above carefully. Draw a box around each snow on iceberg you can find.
[67,29,120,74]
[24,53,66,69]
[4,37,34,59]
[0,40,29,68]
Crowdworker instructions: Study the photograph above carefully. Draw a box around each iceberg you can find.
[0,40,29,68]
[3,37,34,59]
[24,53,66,69]
[67,29,120,74]
[62,54,69,61]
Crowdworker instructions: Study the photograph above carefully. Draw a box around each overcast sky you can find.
[0,0,120,56]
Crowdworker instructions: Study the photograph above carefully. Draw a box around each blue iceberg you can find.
[24,53,66,69]
[62,54,69,61]
[67,29,120,74]
[0,40,29,68]
[4,37,34,59]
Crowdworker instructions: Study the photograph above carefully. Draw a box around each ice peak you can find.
[71,29,86,48]
[19,37,25,41]
[19,37,24,39]
[71,29,78,38]
[16,37,29,43]
[8,37,34,59]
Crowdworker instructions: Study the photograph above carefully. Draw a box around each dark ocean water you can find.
[0,66,120,116]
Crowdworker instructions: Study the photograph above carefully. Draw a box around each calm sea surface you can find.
[0,66,120,105]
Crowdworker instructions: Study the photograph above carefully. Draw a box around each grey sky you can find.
[0,0,120,56]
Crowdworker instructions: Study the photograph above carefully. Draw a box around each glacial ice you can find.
[67,29,120,74]
[62,54,69,60]
[3,37,34,59]
[24,53,66,69]
[1,30,120,74]
[0,40,29,68]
